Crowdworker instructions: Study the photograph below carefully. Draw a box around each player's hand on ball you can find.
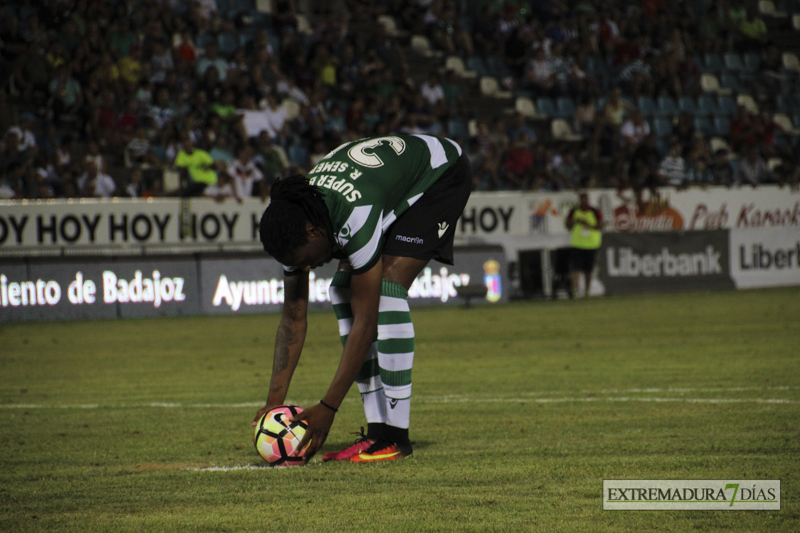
[289,403,335,461]
[252,404,279,427]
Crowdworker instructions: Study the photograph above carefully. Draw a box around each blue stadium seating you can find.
[703,54,723,73]
[447,120,469,140]
[466,56,488,77]
[637,96,656,117]
[717,96,738,116]
[713,117,731,137]
[743,53,761,72]
[656,95,679,117]
[288,143,309,166]
[723,53,744,71]
[218,33,239,57]
[678,96,698,115]
[693,116,712,135]
[535,97,557,118]
[555,96,576,118]
[719,72,743,93]
[486,55,511,78]
[697,95,719,115]
[653,117,673,138]
[196,31,216,49]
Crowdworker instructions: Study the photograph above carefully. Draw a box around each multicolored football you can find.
[253,405,308,467]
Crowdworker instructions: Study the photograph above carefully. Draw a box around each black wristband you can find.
[319,400,338,413]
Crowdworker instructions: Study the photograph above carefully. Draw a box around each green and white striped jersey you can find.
[306,134,462,274]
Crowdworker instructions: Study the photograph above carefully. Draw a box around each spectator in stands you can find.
[525,47,555,96]
[13,41,50,105]
[736,144,772,187]
[506,112,536,144]
[504,133,534,190]
[553,148,582,190]
[8,113,38,156]
[629,133,662,193]
[203,169,239,203]
[593,87,633,162]
[253,131,286,189]
[227,143,265,201]
[620,110,650,157]
[125,127,162,168]
[618,52,654,99]
[209,135,235,164]
[709,149,736,187]
[738,7,768,50]
[48,65,83,128]
[175,136,219,197]
[729,105,762,153]
[197,43,230,82]
[659,141,688,188]
[124,167,146,198]
[78,160,116,198]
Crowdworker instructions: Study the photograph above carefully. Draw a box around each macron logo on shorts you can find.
[395,235,423,244]
[438,222,449,238]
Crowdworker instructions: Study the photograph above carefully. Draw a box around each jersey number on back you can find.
[347,136,406,168]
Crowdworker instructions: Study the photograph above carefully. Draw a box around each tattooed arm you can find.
[252,269,309,426]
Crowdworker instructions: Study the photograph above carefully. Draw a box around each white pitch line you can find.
[1,396,797,409]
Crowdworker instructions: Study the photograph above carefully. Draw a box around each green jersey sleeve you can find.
[306,134,462,273]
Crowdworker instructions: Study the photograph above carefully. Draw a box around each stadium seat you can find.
[693,116,713,135]
[759,0,788,17]
[447,119,469,140]
[697,95,719,115]
[281,98,300,120]
[288,143,308,167]
[217,33,239,56]
[486,55,511,78]
[723,53,744,71]
[256,0,272,12]
[743,53,761,72]
[411,35,436,58]
[703,54,723,73]
[479,76,512,98]
[701,74,732,95]
[637,96,656,117]
[196,31,216,49]
[719,72,743,93]
[445,56,477,79]
[717,95,738,116]
[768,157,783,172]
[656,95,679,117]
[377,15,403,37]
[773,113,800,135]
[678,96,698,115]
[535,97,558,118]
[466,56,488,77]
[713,117,731,137]
[709,137,731,153]
[783,52,800,73]
[551,118,583,141]
[296,14,313,35]
[515,96,544,119]
[467,119,478,137]
[653,117,673,138]
[794,13,800,30]
[736,94,759,114]
[555,96,576,118]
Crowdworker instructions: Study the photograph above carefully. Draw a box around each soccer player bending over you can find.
[254,135,472,462]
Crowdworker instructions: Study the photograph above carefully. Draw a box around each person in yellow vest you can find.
[174,137,220,197]
[566,192,603,298]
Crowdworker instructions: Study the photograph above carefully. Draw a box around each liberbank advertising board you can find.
[0,247,507,323]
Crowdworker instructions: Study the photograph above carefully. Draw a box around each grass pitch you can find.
[1,288,798,532]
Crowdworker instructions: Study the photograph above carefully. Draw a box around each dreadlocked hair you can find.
[259,175,334,259]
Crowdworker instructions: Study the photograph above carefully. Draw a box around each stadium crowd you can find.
[0,0,799,201]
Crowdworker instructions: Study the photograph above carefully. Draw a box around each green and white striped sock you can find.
[329,271,386,425]
[377,279,414,430]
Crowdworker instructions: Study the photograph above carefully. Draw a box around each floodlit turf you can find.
[1,287,798,532]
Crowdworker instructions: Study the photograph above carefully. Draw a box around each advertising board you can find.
[596,230,735,295]
[0,247,506,323]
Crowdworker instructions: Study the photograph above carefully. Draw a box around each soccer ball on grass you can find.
[253,405,308,467]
